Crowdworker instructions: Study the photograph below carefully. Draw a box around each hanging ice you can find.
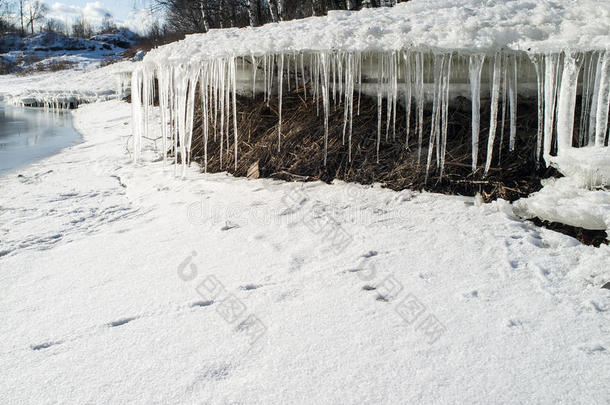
[127,0,609,186]
[469,54,484,171]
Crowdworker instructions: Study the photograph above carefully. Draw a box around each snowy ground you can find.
[0,58,134,107]
[0,100,608,404]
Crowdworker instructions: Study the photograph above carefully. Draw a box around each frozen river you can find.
[0,103,81,177]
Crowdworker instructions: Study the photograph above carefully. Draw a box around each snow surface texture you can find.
[131,0,610,229]
[0,100,609,404]
[0,61,137,109]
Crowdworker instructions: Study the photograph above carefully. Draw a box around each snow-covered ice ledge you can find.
[130,0,610,229]
[0,61,138,109]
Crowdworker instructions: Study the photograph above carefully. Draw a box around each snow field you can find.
[0,100,608,404]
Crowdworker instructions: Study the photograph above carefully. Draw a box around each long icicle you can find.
[484,52,502,175]
[468,54,484,171]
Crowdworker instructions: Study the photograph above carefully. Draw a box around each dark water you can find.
[0,103,81,176]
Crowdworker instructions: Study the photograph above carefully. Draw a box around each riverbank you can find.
[0,100,608,403]
[0,102,81,176]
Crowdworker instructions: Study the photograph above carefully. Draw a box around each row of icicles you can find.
[130,49,609,179]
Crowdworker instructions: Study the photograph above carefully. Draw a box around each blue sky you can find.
[43,1,157,34]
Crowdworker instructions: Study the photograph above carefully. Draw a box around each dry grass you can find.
[16,59,77,76]
[189,88,556,202]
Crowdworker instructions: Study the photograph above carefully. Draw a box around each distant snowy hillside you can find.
[0,30,139,73]
[0,60,138,108]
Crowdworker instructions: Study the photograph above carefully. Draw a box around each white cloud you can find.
[44,1,156,34]
[121,8,157,35]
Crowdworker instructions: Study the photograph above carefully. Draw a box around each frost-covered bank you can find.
[130,0,610,230]
[0,60,136,109]
[0,100,608,404]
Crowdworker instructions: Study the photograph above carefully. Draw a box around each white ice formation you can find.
[130,0,610,184]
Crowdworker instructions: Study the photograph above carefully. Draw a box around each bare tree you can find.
[153,0,402,35]
[72,15,94,38]
[26,0,48,35]
[245,0,258,27]
[17,0,25,35]
[99,15,117,34]
[0,0,16,32]
[42,18,67,34]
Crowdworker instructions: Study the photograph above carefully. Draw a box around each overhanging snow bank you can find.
[132,0,609,220]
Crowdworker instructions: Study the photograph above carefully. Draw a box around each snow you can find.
[515,176,610,230]
[516,147,610,230]
[0,60,137,108]
[0,31,136,72]
[0,100,609,403]
[143,0,610,62]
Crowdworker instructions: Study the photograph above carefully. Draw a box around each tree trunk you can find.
[277,0,284,21]
[200,1,210,31]
[312,0,327,16]
[246,0,258,26]
[19,1,24,35]
[268,0,278,22]
[29,7,34,35]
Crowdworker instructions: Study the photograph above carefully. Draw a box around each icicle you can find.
[376,52,383,163]
[251,54,258,98]
[357,51,362,116]
[300,53,307,99]
[529,54,544,165]
[425,54,446,181]
[131,67,143,163]
[286,53,291,92]
[588,52,602,146]
[543,53,560,160]
[593,51,609,147]
[556,52,583,154]
[484,52,502,175]
[439,53,452,176]
[385,53,393,142]
[403,51,412,145]
[348,54,354,162]
[231,57,239,169]
[278,53,284,152]
[342,52,351,145]
[578,52,594,146]
[185,66,200,166]
[225,61,230,156]
[219,60,225,169]
[415,52,425,165]
[469,54,484,171]
[200,65,209,172]
[320,52,330,166]
[498,54,508,161]
[391,52,398,141]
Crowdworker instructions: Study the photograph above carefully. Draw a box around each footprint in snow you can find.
[362,250,378,258]
[191,300,214,308]
[375,294,389,302]
[107,317,136,327]
[578,344,607,355]
[240,284,262,291]
[221,221,240,231]
[31,341,62,351]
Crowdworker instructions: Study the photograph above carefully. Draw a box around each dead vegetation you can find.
[189,88,557,202]
[16,59,77,76]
